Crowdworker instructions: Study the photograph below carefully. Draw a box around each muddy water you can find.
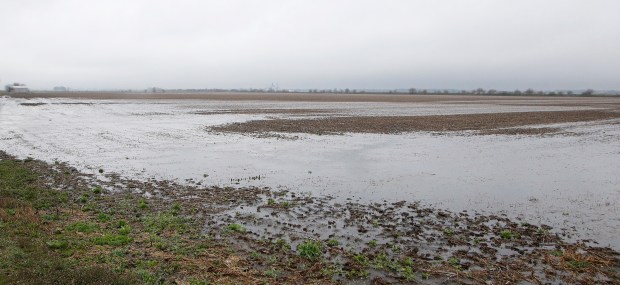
[1,97,619,248]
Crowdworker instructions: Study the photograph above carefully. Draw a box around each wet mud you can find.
[2,151,617,284]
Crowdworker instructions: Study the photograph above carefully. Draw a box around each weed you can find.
[265,268,280,278]
[327,239,339,247]
[368,239,378,248]
[79,193,89,204]
[275,238,290,250]
[551,250,563,257]
[143,213,188,234]
[353,253,369,266]
[93,234,132,246]
[345,269,369,279]
[93,186,102,194]
[402,266,416,281]
[46,239,69,250]
[97,213,112,222]
[138,198,149,210]
[566,259,590,270]
[67,221,99,233]
[267,198,276,205]
[171,202,182,216]
[448,257,461,270]
[500,230,516,240]
[401,257,414,267]
[118,225,132,235]
[226,223,246,233]
[297,240,322,260]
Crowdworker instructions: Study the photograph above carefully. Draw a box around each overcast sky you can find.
[1,0,619,90]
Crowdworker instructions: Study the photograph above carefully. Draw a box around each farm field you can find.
[1,93,619,284]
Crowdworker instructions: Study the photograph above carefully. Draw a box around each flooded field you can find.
[1,93,619,251]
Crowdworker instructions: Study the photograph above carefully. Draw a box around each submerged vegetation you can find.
[0,152,618,284]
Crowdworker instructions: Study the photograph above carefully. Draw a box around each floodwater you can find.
[1,97,619,248]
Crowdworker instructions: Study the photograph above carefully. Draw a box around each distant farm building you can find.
[53,86,68,92]
[5,83,30,93]
[146,87,165,93]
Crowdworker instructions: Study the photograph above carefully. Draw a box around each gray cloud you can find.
[1,0,619,90]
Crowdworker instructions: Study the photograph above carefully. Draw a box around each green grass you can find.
[67,221,99,233]
[297,240,322,260]
[500,230,517,240]
[226,223,246,233]
[326,239,339,247]
[93,234,133,246]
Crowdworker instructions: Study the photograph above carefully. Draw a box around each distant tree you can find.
[344,88,350,93]
[524,88,535,95]
[408,88,417,94]
[581,89,594,96]
[487,89,497,95]
[474,88,485,95]
[513,89,522,95]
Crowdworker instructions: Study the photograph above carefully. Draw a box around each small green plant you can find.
[448,257,461,270]
[500,230,516,239]
[297,240,322,260]
[80,193,89,203]
[97,213,111,222]
[275,238,291,250]
[353,253,369,266]
[138,198,149,210]
[171,202,182,216]
[402,266,416,281]
[551,250,563,257]
[93,186,102,194]
[267,198,276,205]
[368,239,378,248]
[226,223,246,233]
[119,224,132,235]
[401,257,414,267]
[443,228,455,236]
[327,239,339,247]
[566,259,590,270]
[265,268,280,278]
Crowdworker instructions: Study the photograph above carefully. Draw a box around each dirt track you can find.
[212,110,620,135]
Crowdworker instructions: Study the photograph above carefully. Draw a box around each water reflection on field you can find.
[1,97,619,248]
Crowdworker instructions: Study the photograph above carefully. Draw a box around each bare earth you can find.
[213,110,620,135]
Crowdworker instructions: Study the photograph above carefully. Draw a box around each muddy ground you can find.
[1,152,618,284]
[212,110,620,135]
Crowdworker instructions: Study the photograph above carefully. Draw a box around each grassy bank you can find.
[0,155,312,284]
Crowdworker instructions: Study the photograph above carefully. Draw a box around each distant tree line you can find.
[148,87,602,96]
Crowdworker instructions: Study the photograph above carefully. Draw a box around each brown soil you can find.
[212,110,620,135]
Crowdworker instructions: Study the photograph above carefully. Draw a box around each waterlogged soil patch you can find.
[194,108,341,116]
[210,192,620,284]
[0,151,618,284]
[212,110,620,135]
[478,127,564,136]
